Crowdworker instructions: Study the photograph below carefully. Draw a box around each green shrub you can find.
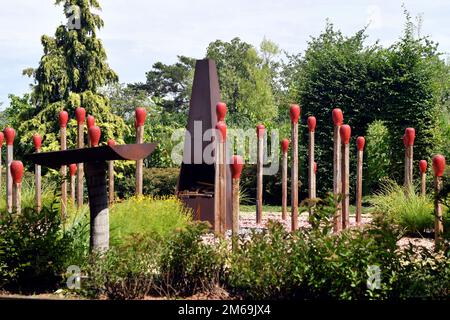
[81,238,162,299]
[369,180,441,235]
[115,167,179,199]
[0,201,87,292]
[109,196,192,246]
[159,222,226,296]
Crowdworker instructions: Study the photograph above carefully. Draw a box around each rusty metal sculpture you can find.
[290,104,301,231]
[75,107,86,208]
[355,136,365,225]
[176,59,232,232]
[432,155,445,249]
[340,124,351,229]
[332,108,343,232]
[25,142,157,252]
[33,133,43,212]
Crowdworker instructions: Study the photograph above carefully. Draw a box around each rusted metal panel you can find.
[24,143,157,169]
[177,59,232,231]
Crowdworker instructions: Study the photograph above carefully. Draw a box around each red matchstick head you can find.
[256,124,265,138]
[75,107,86,124]
[231,155,244,179]
[89,126,101,147]
[107,139,116,147]
[4,127,15,146]
[10,160,24,184]
[419,160,427,174]
[33,133,42,151]
[307,116,316,132]
[0,132,4,147]
[59,111,69,128]
[332,108,344,126]
[69,164,77,176]
[281,138,289,154]
[432,155,446,177]
[215,121,227,143]
[289,104,301,124]
[216,102,227,122]
[314,162,317,173]
[405,128,415,146]
[87,115,95,129]
[135,107,147,127]
[340,125,351,144]
[356,136,365,151]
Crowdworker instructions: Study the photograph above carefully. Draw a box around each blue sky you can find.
[0,0,449,108]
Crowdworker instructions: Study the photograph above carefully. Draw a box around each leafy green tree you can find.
[285,16,448,195]
[206,38,277,126]
[19,0,128,157]
[130,55,195,120]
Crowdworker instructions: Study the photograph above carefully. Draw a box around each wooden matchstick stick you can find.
[405,128,415,190]
[419,160,427,196]
[340,124,351,230]
[216,121,227,235]
[59,111,69,219]
[290,104,301,231]
[281,139,289,220]
[314,162,317,194]
[403,135,409,187]
[332,108,344,232]
[214,102,227,234]
[10,160,23,214]
[69,164,77,201]
[107,139,116,205]
[33,133,42,212]
[231,155,243,250]
[256,124,265,225]
[135,107,147,196]
[432,155,445,250]
[0,132,3,196]
[75,107,86,208]
[356,136,365,225]
[307,116,317,205]
[4,127,15,213]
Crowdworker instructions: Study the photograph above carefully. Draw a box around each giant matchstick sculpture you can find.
[307,116,317,204]
[69,164,77,201]
[419,160,427,196]
[231,155,243,250]
[216,121,227,234]
[135,107,147,196]
[355,136,365,225]
[432,155,445,249]
[59,111,69,218]
[75,107,86,208]
[10,160,23,214]
[290,104,301,231]
[4,127,15,213]
[404,128,415,190]
[281,138,289,220]
[340,124,351,229]
[332,108,344,232]
[33,133,42,212]
[256,124,265,225]
[87,115,95,147]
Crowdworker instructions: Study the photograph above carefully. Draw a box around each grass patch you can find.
[109,196,192,247]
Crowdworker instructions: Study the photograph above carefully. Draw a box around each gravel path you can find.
[204,210,436,251]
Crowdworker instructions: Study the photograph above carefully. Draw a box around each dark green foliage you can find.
[159,222,225,296]
[116,167,179,199]
[285,17,448,196]
[0,202,88,292]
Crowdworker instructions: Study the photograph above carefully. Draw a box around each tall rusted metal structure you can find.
[177,59,232,231]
